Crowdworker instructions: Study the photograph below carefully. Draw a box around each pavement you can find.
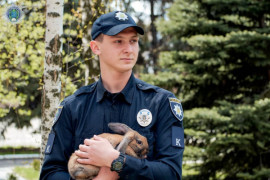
[0,118,41,180]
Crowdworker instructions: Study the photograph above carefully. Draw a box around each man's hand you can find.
[93,167,119,180]
[75,135,120,167]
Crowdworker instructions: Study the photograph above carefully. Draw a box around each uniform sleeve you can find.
[119,94,184,180]
[40,101,75,180]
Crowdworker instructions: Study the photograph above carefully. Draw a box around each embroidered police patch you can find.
[137,109,152,127]
[169,98,184,121]
[115,11,128,21]
[172,126,184,148]
[52,104,63,126]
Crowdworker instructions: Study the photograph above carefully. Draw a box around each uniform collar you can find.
[96,78,107,102]
[96,73,135,104]
[120,73,135,104]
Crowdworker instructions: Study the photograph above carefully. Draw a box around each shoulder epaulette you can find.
[135,78,157,92]
[74,82,97,96]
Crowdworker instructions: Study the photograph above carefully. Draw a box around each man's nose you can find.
[123,43,133,53]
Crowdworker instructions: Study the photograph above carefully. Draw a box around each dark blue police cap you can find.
[91,11,144,40]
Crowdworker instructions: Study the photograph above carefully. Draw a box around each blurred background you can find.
[0,0,270,179]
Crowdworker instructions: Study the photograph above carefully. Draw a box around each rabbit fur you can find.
[68,123,149,180]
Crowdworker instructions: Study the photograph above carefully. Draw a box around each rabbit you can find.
[68,122,149,180]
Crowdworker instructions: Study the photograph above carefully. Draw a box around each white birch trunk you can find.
[40,0,63,165]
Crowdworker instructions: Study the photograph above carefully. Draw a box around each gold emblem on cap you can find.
[115,12,128,21]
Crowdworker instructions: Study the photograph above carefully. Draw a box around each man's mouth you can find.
[120,58,133,61]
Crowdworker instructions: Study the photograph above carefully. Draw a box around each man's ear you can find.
[90,40,101,55]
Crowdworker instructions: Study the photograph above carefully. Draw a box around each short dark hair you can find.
[95,34,104,42]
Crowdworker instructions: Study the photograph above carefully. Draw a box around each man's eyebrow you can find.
[111,34,139,39]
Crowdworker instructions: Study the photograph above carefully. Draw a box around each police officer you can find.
[40,11,184,180]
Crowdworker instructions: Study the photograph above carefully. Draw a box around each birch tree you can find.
[41,0,64,164]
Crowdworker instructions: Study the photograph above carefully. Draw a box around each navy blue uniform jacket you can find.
[40,73,184,180]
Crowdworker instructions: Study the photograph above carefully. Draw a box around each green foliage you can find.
[154,0,270,108]
[0,0,111,136]
[7,174,17,180]
[182,163,200,180]
[151,0,270,179]
[237,168,270,180]
[0,146,39,155]
[32,159,40,171]
[0,0,45,135]
[183,99,270,179]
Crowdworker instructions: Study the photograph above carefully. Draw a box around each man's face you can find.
[95,27,139,74]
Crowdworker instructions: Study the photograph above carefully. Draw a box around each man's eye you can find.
[115,40,122,43]
[131,39,138,43]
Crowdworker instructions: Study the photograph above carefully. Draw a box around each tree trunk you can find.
[40,0,63,166]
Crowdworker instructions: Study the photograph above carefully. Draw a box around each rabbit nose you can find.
[139,154,147,159]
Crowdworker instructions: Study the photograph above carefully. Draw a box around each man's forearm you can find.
[93,167,119,180]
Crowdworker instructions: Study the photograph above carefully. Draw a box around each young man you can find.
[40,11,184,180]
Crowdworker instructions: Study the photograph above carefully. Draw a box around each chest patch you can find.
[137,109,152,127]
[169,98,184,121]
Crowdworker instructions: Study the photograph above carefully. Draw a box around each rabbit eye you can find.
[137,139,142,145]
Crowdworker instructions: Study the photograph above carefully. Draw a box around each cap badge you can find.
[137,109,152,127]
[115,12,128,21]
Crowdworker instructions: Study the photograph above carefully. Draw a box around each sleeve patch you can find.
[172,126,184,148]
[52,105,63,126]
[169,98,184,121]
[45,132,55,154]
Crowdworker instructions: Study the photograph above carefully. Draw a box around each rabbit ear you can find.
[108,123,132,135]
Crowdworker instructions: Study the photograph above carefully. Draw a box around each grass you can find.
[0,146,39,155]
[13,166,39,180]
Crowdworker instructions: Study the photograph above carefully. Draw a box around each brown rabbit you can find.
[68,123,149,180]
